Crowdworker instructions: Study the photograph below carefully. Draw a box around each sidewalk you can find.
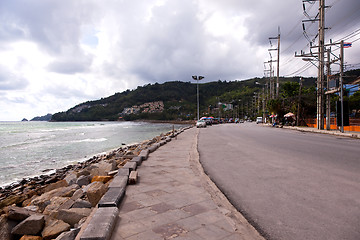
[110,127,263,240]
[281,125,360,139]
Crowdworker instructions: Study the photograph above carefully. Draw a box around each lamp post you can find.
[192,75,204,120]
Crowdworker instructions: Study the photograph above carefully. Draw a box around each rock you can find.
[64,173,77,186]
[43,197,69,217]
[24,205,39,212]
[72,199,91,209]
[57,208,91,227]
[0,194,27,209]
[107,170,118,176]
[58,199,75,211]
[76,170,90,178]
[19,236,43,240]
[88,161,115,176]
[91,176,112,184]
[5,206,36,221]
[11,214,45,235]
[44,180,68,193]
[108,160,117,171]
[86,182,107,207]
[22,195,37,208]
[0,214,18,240]
[55,228,79,240]
[70,189,84,201]
[76,176,90,187]
[42,218,70,240]
[30,185,79,212]
[45,176,59,185]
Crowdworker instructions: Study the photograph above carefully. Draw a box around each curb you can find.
[78,126,193,240]
[282,126,360,139]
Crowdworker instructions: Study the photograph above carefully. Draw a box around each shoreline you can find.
[0,121,192,189]
[0,126,190,239]
[0,125,184,199]
[135,119,195,125]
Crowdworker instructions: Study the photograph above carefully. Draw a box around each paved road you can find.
[197,123,360,240]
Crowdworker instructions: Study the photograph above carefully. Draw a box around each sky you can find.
[0,0,360,121]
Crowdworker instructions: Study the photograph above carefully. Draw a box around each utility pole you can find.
[317,0,325,130]
[295,0,327,130]
[269,27,281,98]
[297,77,303,126]
[326,49,331,130]
[340,40,344,133]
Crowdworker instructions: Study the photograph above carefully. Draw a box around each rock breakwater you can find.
[0,126,190,240]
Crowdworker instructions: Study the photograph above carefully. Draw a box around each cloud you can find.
[0,64,28,90]
[47,54,93,74]
[0,0,359,120]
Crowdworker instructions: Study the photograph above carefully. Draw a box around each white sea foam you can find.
[73,138,107,143]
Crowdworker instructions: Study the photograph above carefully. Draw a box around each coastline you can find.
[0,121,192,188]
[0,126,190,239]
[0,126,183,203]
[135,119,195,125]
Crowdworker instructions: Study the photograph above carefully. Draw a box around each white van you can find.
[256,117,263,124]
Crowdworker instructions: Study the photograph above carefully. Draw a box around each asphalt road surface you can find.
[197,123,360,240]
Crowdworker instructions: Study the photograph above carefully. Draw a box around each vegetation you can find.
[51,71,359,122]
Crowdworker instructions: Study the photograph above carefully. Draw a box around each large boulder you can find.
[42,197,69,217]
[11,214,45,236]
[0,194,27,209]
[76,176,90,187]
[42,218,70,240]
[19,236,42,240]
[44,180,68,193]
[86,182,107,207]
[57,209,91,227]
[70,189,84,201]
[30,186,79,212]
[91,176,112,184]
[76,170,90,178]
[0,214,17,240]
[5,206,37,222]
[72,199,91,209]
[64,173,77,186]
[54,228,80,240]
[88,161,116,176]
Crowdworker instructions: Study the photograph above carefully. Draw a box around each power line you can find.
[283,62,313,77]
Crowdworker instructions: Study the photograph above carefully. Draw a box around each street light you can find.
[192,75,204,120]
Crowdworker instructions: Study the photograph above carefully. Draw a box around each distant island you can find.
[31,114,53,121]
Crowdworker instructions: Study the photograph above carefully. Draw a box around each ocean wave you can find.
[72,138,107,143]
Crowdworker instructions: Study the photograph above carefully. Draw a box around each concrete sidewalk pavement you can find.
[109,127,263,240]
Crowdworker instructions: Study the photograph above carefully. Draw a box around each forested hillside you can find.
[51,71,359,122]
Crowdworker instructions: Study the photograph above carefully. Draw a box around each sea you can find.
[0,121,187,187]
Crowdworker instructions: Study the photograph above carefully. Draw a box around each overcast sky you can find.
[1,0,359,121]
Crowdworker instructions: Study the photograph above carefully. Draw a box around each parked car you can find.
[196,119,207,128]
[256,117,263,124]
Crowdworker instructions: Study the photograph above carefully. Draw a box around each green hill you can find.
[51,77,318,121]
